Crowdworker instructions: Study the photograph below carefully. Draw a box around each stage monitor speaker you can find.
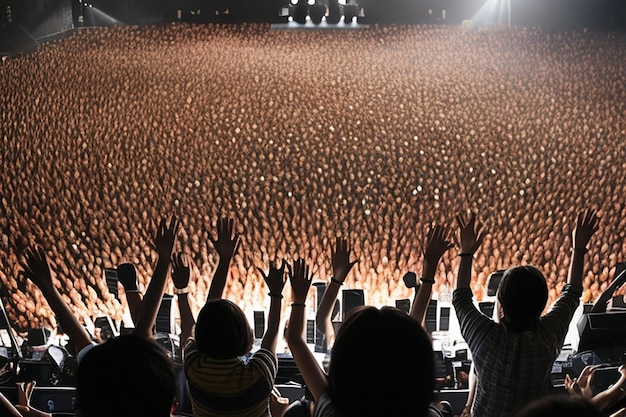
[253,311,265,339]
[306,320,315,344]
[439,306,451,331]
[155,294,174,334]
[342,289,364,321]
[478,301,495,318]
[395,299,410,314]
[487,270,505,297]
[425,300,437,333]
[577,310,626,352]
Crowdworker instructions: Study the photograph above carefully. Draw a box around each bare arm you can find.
[20,247,92,353]
[117,263,142,326]
[568,209,600,289]
[454,213,485,290]
[206,218,240,302]
[316,238,358,346]
[410,225,453,324]
[172,252,195,346]
[286,259,328,401]
[258,261,287,353]
[134,216,180,337]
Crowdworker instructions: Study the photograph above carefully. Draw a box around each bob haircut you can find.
[195,299,253,359]
[327,306,435,417]
[497,265,549,333]
[77,333,176,417]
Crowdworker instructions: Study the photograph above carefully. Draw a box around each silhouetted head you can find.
[328,306,435,417]
[514,395,601,417]
[195,299,253,359]
[497,265,548,333]
[77,333,176,417]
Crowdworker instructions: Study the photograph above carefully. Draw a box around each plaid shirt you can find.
[453,285,582,417]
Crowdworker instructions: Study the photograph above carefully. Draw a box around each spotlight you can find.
[327,0,342,24]
[290,0,308,24]
[309,3,326,24]
[343,4,359,23]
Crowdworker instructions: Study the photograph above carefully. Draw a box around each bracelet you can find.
[331,277,344,286]
[573,247,588,254]
[459,253,474,258]
[125,289,141,293]
[175,288,188,295]
[420,277,435,284]
[291,303,306,307]
[268,293,283,299]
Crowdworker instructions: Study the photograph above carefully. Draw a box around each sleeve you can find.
[249,348,278,384]
[452,287,494,351]
[537,284,582,346]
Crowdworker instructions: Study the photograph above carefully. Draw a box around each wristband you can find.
[459,253,474,258]
[268,293,284,299]
[331,277,344,286]
[175,288,188,295]
[291,303,306,307]
[420,277,435,284]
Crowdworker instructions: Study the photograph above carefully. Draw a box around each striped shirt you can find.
[452,285,582,417]
[184,340,278,417]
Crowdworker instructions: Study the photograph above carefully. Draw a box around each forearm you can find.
[135,256,170,337]
[0,391,22,417]
[261,297,282,352]
[315,281,341,342]
[207,257,231,301]
[42,287,92,352]
[177,293,195,346]
[592,374,626,411]
[410,260,437,324]
[125,292,143,326]
[567,249,587,288]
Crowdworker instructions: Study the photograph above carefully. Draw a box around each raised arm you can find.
[286,259,328,401]
[455,213,485,290]
[117,263,142,327]
[206,218,240,301]
[568,209,600,289]
[134,216,180,337]
[316,238,358,347]
[172,252,194,346]
[20,246,92,354]
[410,225,453,324]
[257,261,287,353]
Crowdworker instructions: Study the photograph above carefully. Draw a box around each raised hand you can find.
[210,218,240,260]
[258,261,287,297]
[565,366,595,400]
[456,212,486,255]
[172,252,192,290]
[153,216,180,259]
[117,263,139,291]
[15,381,51,417]
[423,225,454,265]
[332,238,359,283]
[19,247,55,293]
[573,209,600,251]
[289,259,313,304]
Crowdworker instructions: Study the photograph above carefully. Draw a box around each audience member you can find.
[452,210,600,416]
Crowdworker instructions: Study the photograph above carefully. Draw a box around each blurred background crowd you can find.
[1,23,625,331]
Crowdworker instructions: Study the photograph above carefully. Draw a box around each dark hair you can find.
[514,395,601,417]
[76,333,176,417]
[194,299,253,359]
[497,265,548,333]
[328,306,435,417]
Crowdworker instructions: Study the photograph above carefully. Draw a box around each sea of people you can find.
[1,23,626,334]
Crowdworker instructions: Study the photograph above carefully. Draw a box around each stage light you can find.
[309,3,326,24]
[343,4,359,23]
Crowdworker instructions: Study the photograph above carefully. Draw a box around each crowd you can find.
[2,24,626,330]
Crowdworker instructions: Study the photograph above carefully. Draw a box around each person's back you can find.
[452,210,599,417]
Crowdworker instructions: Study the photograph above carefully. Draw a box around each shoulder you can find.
[313,393,341,417]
